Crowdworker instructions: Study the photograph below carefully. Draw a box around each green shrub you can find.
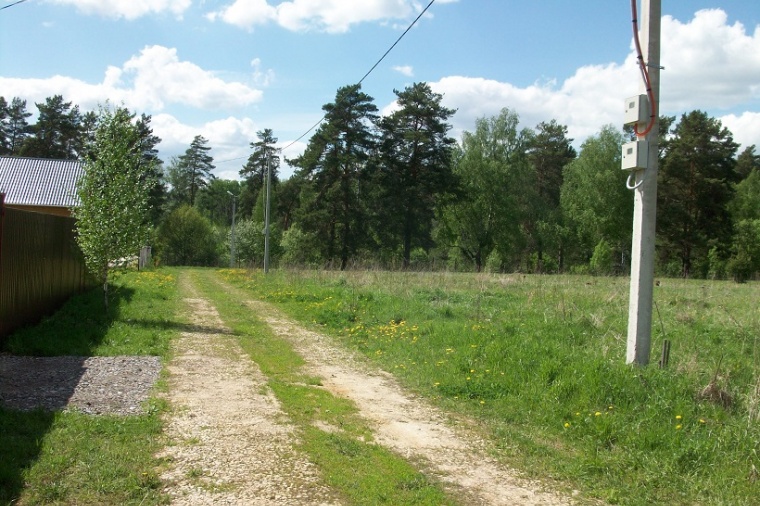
[157,205,219,266]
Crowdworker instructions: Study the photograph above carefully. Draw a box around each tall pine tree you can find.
[177,135,215,206]
[290,84,378,269]
[658,111,739,277]
[21,95,83,159]
[374,82,457,267]
[0,97,32,156]
[526,120,576,271]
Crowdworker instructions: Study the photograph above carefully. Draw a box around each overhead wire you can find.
[0,0,29,11]
[217,0,437,165]
[630,0,656,138]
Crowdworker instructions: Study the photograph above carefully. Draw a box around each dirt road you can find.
[158,273,571,505]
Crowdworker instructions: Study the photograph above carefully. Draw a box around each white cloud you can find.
[0,45,263,114]
[205,0,275,30]
[392,65,414,77]
[423,8,760,149]
[47,0,191,20]
[151,114,262,177]
[251,58,275,86]
[660,9,760,111]
[121,46,264,110]
[720,112,760,150]
[208,0,415,33]
[429,61,635,147]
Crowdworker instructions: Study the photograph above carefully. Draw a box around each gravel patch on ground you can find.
[156,276,342,505]
[0,354,161,415]
[245,299,573,506]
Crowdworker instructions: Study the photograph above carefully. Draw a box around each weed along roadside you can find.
[213,267,760,505]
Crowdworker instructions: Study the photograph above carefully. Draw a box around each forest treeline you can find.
[2,86,759,280]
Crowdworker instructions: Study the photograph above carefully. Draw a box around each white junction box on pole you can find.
[624,94,649,126]
[622,140,649,171]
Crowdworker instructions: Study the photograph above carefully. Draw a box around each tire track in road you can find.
[241,295,572,506]
[158,273,343,505]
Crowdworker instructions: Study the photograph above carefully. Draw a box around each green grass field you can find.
[2,267,758,505]
[217,268,760,505]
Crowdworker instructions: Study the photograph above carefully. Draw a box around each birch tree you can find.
[74,105,155,307]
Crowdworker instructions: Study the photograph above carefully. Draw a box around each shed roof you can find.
[0,156,83,209]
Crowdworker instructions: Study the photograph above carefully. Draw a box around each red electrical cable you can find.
[631,0,656,137]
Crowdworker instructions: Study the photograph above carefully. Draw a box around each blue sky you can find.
[1,0,759,180]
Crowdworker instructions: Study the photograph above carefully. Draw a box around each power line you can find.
[0,0,30,11]
[358,0,435,85]
[219,0,436,165]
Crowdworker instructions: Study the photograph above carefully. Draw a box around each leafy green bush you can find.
[156,205,219,266]
[589,239,613,275]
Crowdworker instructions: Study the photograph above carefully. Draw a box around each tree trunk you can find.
[102,268,109,309]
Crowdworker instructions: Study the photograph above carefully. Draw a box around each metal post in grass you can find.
[626,0,661,365]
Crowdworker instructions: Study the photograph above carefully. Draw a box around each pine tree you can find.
[135,114,166,225]
[526,120,576,271]
[658,111,739,277]
[374,82,457,267]
[21,95,83,159]
[177,135,215,206]
[290,84,378,269]
[0,97,32,155]
[240,128,279,208]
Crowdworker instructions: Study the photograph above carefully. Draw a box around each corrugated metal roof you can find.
[0,156,83,208]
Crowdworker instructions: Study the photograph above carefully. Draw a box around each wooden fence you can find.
[0,194,94,339]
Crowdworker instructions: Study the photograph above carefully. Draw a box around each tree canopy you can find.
[658,110,739,277]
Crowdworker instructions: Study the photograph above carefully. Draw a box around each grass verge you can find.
[0,269,180,506]
[215,268,760,506]
[190,268,457,506]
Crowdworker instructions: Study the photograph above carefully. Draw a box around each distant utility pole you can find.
[227,191,237,268]
[263,153,272,274]
[626,0,661,365]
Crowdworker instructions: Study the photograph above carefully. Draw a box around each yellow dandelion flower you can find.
[675,415,682,420]
[564,422,570,428]
[676,424,682,430]
[595,411,602,417]
[480,400,485,405]
[466,377,471,381]
[699,419,706,424]
[434,382,440,387]
[470,369,475,373]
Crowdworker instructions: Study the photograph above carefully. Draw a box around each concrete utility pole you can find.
[227,191,237,268]
[263,152,272,274]
[626,0,661,365]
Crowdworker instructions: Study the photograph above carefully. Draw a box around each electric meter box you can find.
[624,94,649,126]
[621,140,649,171]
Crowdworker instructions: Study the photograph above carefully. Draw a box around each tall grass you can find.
[218,268,760,505]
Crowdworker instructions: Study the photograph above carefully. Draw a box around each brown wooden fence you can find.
[0,194,94,339]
